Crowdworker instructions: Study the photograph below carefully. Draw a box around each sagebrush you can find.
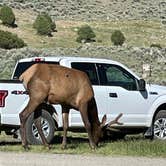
[0,30,26,49]
[111,30,125,46]
[33,13,56,36]
[0,5,15,27]
[76,25,96,43]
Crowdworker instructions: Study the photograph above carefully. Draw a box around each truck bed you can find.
[0,80,21,83]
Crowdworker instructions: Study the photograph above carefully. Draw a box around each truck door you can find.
[96,63,155,126]
[70,62,108,126]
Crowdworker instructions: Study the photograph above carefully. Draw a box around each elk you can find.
[19,63,122,150]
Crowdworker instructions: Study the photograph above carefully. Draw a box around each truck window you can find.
[97,64,137,91]
[71,62,99,85]
[13,61,59,79]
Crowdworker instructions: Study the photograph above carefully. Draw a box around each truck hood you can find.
[147,84,166,96]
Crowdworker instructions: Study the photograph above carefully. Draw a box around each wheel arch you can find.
[144,102,166,138]
[147,95,166,126]
[38,103,59,129]
[152,103,166,124]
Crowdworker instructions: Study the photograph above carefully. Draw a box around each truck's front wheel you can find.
[153,110,166,140]
[25,109,56,145]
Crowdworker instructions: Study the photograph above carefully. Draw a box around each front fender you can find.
[146,95,166,126]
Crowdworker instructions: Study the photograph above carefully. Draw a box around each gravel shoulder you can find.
[0,152,166,166]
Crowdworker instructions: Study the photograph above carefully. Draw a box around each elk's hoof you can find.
[47,145,52,150]
[90,144,97,151]
[23,145,30,151]
[61,144,67,150]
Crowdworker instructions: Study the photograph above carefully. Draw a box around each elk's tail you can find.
[19,73,28,90]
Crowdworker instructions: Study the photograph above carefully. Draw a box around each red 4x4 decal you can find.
[0,90,8,107]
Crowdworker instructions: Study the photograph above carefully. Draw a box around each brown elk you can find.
[19,63,122,150]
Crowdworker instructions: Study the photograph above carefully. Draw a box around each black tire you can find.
[103,129,126,140]
[25,109,56,145]
[153,110,166,140]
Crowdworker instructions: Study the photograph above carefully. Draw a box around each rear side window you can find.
[13,61,59,79]
[71,62,99,85]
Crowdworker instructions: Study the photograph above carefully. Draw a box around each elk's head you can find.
[92,113,123,145]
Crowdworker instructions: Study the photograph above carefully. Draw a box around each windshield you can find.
[13,61,59,79]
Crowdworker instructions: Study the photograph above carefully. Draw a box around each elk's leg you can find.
[19,99,40,150]
[79,102,96,149]
[34,116,51,149]
[61,106,69,149]
[19,108,28,150]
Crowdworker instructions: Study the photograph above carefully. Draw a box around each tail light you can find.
[0,90,8,107]
[32,58,45,62]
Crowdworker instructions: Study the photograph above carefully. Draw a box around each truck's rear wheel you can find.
[25,109,56,145]
[153,110,166,140]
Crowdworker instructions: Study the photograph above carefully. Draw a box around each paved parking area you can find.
[0,152,166,166]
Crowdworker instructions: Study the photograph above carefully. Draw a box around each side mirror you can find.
[138,79,146,91]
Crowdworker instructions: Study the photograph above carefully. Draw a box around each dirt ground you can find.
[0,152,166,166]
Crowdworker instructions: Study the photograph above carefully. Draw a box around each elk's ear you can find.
[101,114,107,128]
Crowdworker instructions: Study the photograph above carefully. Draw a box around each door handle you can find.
[109,93,118,98]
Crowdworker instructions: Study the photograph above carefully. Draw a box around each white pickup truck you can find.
[0,56,166,144]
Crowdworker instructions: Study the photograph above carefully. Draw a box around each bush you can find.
[111,30,125,46]
[76,25,96,43]
[43,13,56,32]
[0,5,16,27]
[0,30,26,49]
[33,13,56,36]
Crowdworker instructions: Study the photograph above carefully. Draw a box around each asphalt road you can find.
[0,152,166,166]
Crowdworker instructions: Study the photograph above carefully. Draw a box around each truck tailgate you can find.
[0,80,29,126]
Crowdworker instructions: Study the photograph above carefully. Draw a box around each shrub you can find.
[33,13,56,36]
[111,30,125,46]
[150,43,162,49]
[76,25,96,43]
[0,5,16,27]
[43,13,56,32]
[0,30,26,49]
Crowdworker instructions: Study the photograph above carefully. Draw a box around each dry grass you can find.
[0,9,166,49]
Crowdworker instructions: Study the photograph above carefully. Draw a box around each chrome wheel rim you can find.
[32,118,50,140]
[154,118,166,140]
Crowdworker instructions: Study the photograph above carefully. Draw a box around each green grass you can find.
[91,20,166,48]
[0,132,166,157]
[26,20,166,48]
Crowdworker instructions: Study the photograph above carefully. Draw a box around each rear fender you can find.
[13,99,59,127]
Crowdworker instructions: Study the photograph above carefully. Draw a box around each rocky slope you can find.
[0,46,165,85]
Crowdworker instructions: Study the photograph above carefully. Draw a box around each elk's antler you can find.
[107,113,123,127]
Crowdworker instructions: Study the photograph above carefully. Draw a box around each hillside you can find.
[0,9,166,49]
[0,1,165,85]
